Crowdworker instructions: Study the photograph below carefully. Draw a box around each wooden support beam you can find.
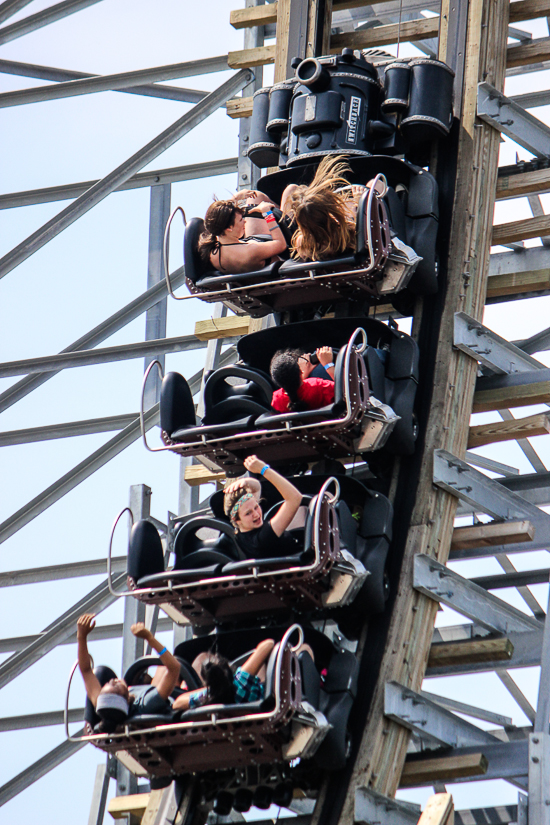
[451,520,535,551]
[228,44,276,70]
[417,794,454,825]
[226,95,253,118]
[230,4,278,29]
[400,753,488,788]
[496,168,550,200]
[509,0,550,22]
[107,792,150,820]
[507,37,550,68]
[331,17,440,51]
[184,465,226,486]
[428,637,515,669]
[473,380,550,412]
[468,412,550,447]
[493,215,550,246]
[194,315,251,341]
[486,267,550,299]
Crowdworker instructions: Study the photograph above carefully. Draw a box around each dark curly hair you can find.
[201,654,235,705]
[270,348,307,412]
[198,200,244,264]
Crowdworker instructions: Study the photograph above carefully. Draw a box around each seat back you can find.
[128,519,165,583]
[160,372,196,437]
[299,651,320,709]
[184,217,209,284]
[336,500,358,555]
[355,190,391,266]
[124,655,163,686]
[363,347,387,400]
[203,366,273,425]
[383,186,407,240]
[332,346,348,412]
[174,517,245,568]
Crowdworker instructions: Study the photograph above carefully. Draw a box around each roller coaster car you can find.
[72,625,356,779]
[149,317,418,473]
[181,184,420,319]
[123,475,392,627]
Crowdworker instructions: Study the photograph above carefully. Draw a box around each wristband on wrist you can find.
[265,214,276,222]
[158,646,168,656]
[260,464,271,476]
[324,362,335,369]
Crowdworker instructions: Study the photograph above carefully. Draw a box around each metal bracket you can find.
[477,81,550,158]
[529,733,550,825]
[454,311,545,374]
[414,555,541,633]
[355,787,420,825]
[385,681,500,748]
[434,449,550,527]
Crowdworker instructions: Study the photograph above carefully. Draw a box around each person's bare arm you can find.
[77,614,102,706]
[172,688,207,711]
[243,456,302,537]
[131,623,180,701]
[241,639,275,676]
[224,476,261,499]
[316,346,335,379]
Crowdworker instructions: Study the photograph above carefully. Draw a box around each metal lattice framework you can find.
[4,1,550,824]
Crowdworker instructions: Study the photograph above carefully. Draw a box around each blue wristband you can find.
[324,362,335,369]
[158,646,168,656]
[260,464,270,476]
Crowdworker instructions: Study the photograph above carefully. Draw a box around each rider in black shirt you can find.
[223,455,303,559]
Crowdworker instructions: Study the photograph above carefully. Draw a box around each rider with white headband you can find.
[223,455,303,559]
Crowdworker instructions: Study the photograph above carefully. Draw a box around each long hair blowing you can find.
[198,200,243,263]
[283,156,355,261]
[201,654,235,705]
[270,348,307,412]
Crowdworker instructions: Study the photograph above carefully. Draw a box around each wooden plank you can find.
[486,267,550,299]
[428,637,515,668]
[400,753,488,787]
[184,465,226,486]
[492,215,550,246]
[509,0,550,21]
[226,95,253,119]
[194,315,251,341]
[417,794,454,825]
[507,37,550,68]
[227,44,276,70]
[496,168,550,200]
[473,381,550,412]
[451,520,535,551]
[108,792,150,820]
[468,412,550,447]
[330,17,440,51]
[230,4,278,29]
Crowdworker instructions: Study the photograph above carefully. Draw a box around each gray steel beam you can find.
[496,554,545,621]
[0,729,86,808]
[476,367,550,401]
[497,671,536,723]
[0,573,127,689]
[426,628,544,677]
[355,787,420,825]
[0,266,186,415]
[516,325,550,356]
[0,708,85,732]
[0,57,210,104]
[528,194,550,246]
[477,81,550,159]
[454,311,545,374]
[0,0,104,46]
[0,57,236,108]
[455,805,519,825]
[471,567,550,590]
[465,452,519,477]
[0,333,215,377]
[0,556,126,588]
[0,68,252,280]
[489,245,550,275]
[385,682,500,748]
[529,733,550,825]
[87,763,110,825]
[535,584,550,732]
[0,405,159,546]
[0,414,139,447]
[497,409,548,475]
[414,555,541,633]
[143,184,171,407]
[419,690,513,727]
[0,0,33,25]
[0,617,173,654]
[402,741,528,786]
[237,0,264,190]
[434,449,550,526]
[511,90,550,110]
[0,158,238,210]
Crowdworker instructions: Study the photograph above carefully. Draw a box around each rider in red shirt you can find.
[271,347,335,413]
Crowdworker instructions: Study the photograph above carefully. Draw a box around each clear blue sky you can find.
[2,2,550,822]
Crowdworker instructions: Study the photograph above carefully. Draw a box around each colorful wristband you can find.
[324,362,335,369]
[158,646,168,656]
[260,464,271,476]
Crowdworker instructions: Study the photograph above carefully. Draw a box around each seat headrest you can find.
[184,217,208,284]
